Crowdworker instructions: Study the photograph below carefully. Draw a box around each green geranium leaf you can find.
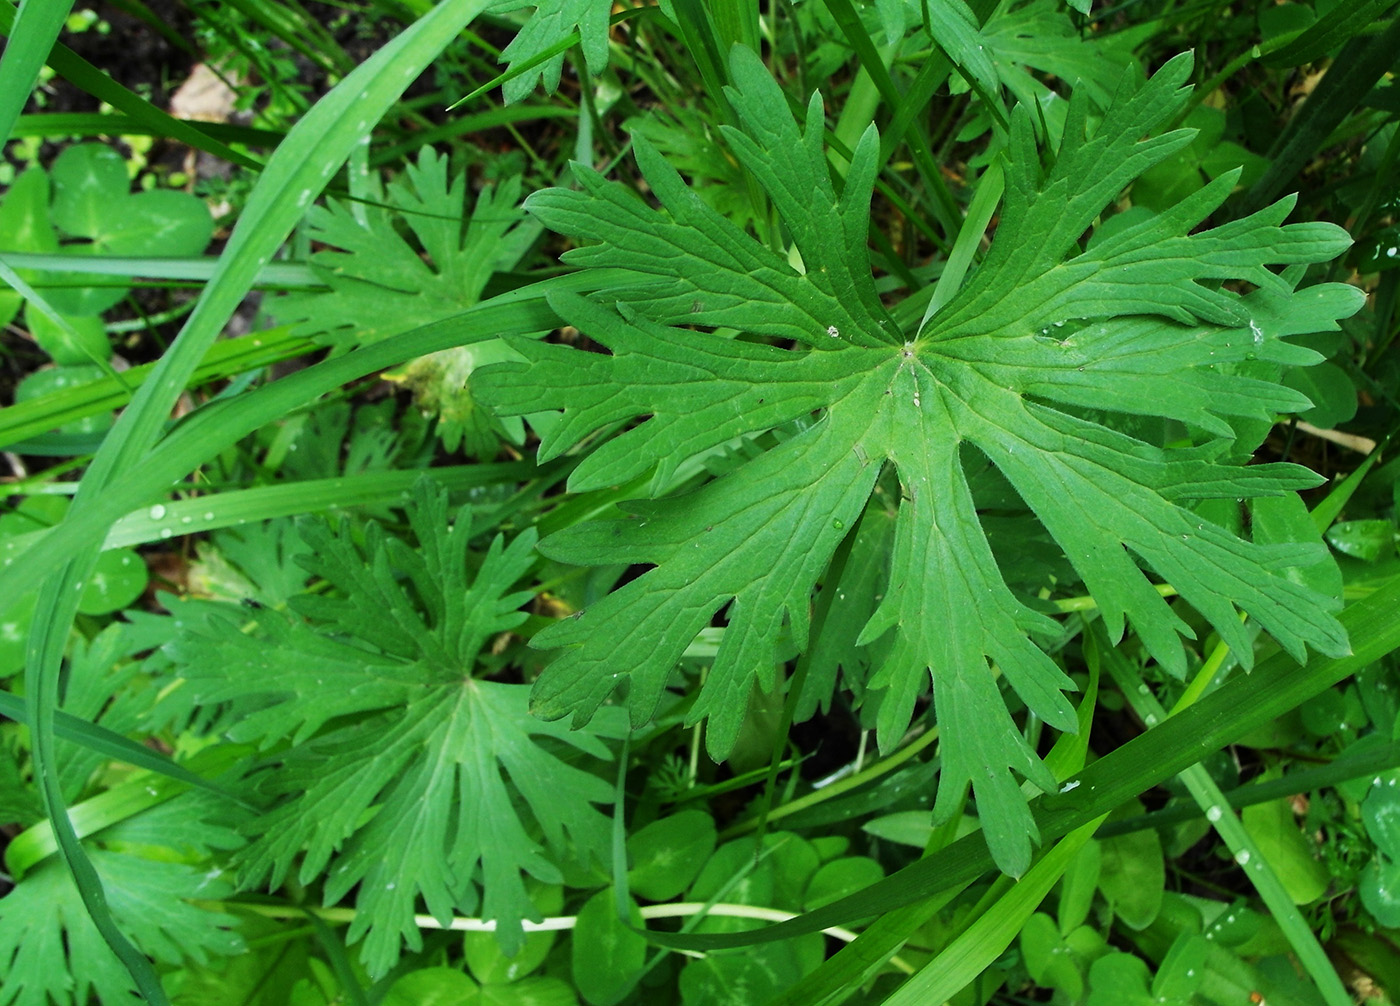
[476,49,1360,884]
[477,48,1355,876]
[272,147,530,454]
[168,481,615,975]
[273,146,528,349]
[497,0,613,104]
[0,794,244,1006]
[477,48,1357,877]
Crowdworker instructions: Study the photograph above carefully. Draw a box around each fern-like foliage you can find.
[0,793,244,1006]
[496,0,613,103]
[271,148,530,454]
[168,483,615,974]
[274,147,527,348]
[476,49,1360,874]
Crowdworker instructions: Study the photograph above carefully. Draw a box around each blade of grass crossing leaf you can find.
[0,276,608,606]
[0,251,320,286]
[881,818,1105,1005]
[921,157,1004,329]
[0,463,554,562]
[1095,628,1352,1006]
[21,2,495,998]
[642,573,1400,951]
[0,0,74,148]
[449,7,654,109]
[0,691,249,806]
[101,463,546,548]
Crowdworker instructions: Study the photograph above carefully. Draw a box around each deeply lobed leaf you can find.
[480,48,1357,875]
[0,794,244,1006]
[167,483,615,973]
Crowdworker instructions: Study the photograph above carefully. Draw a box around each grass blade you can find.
[0,0,74,148]
[881,819,1103,1005]
[1097,631,1352,1006]
[0,327,315,451]
[0,691,248,805]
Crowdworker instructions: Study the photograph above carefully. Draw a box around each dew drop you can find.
[832,518,844,530]
[149,504,167,520]
[1234,849,1251,866]
[1206,806,1222,822]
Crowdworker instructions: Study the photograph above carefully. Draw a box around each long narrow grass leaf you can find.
[0,0,74,148]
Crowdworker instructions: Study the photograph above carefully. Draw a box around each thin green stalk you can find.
[882,817,1105,1005]
[721,726,940,839]
[0,0,74,149]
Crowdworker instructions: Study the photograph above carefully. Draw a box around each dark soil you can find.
[43,1,199,116]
